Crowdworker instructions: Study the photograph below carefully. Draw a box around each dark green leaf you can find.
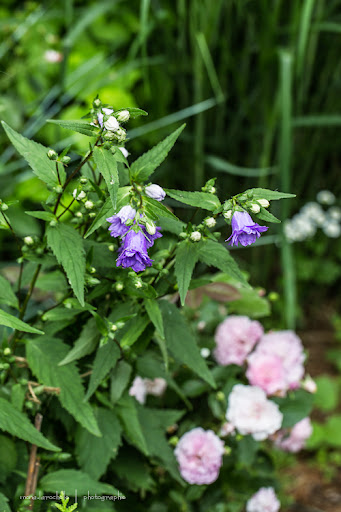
[144,299,165,338]
[131,124,185,181]
[26,337,101,436]
[47,119,100,137]
[116,394,149,455]
[76,408,122,480]
[159,301,215,387]
[198,239,248,286]
[110,361,132,404]
[144,196,179,221]
[273,390,314,428]
[245,188,296,201]
[25,211,55,222]
[58,317,100,366]
[93,146,119,210]
[46,223,85,306]
[1,121,64,187]
[256,207,281,224]
[0,308,43,334]
[0,275,18,309]
[166,189,221,211]
[85,340,120,401]
[175,240,199,305]
[0,398,59,451]
[40,469,119,496]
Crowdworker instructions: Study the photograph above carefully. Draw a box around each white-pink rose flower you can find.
[144,377,167,397]
[213,316,263,366]
[246,487,280,512]
[226,384,283,441]
[274,417,312,453]
[174,427,224,485]
[129,376,147,404]
[254,331,305,391]
[246,352,286,395]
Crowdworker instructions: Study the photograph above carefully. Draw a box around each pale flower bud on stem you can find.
[190,231,202,242]
[204,217,216,228]
[116,110,130,122]
[24,236,34,246]
[47,149,58,160]
[84,200,94,210]
[250,203,261,214]
[258,199,270,208]
[104,116,120,132]
[223,210,232,220]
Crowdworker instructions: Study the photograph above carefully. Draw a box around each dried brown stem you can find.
[24,413,43,507]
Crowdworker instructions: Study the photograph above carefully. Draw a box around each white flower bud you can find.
[90,267,96,274]
[113,127,127,143]
[3,347,11,356]
[72,189,78,199]
[258,199,270,208]
[104,116,120,132]
[77,191,86,201]
[108,244,115,252]
[47,149,58,160]
[80,177,88,185]
[135,280,143,289]
[115,282,124,291]
[145,221,156,235]
[93,98,101,108]
[84,200,94,210]
[89,212,96,218]
[223,210,232,219]
[204,217,216,228]
[208,186,216,194]
[200,348,210,358]
[302,375,317,394]
[103,131,115,140]
[24,236,34,246]
[117,110,130,123]
[190,231,201,242]
[75,212,83,218]
[250,203,261,213]
[119,147,129,158]
[111,324,118,332]
[0,203,8,211]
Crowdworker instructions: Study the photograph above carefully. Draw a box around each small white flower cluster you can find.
[284,190,341,242]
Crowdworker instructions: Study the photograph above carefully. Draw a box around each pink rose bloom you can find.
[219,422,235,437]
[144,377,167,397]
[246,487,280,512]
[226,385,283,441]
[274,417,312,453]
[174,427,224,485]
[254,331,305,390]
[129,376,147,404]
[213,316,264,366]
[246,352,286,395]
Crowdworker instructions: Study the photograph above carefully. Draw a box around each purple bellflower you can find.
[107,205,136,238]
[226,210,268,247]
[116,229,153,272]
[141,226,163,248]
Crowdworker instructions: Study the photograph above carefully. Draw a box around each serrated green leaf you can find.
[93,146,119,210]
[40,469,119,496]
[0,275,18,309]
[26,338,101,436]
[165,189,221,211]
[0,492,11,512]
[46,223,85,306]
[112,452,155,492]
[245,187,296,201]
[76,408,122,480]
[116,107,148,119]
[47,119,100,137]
[1,121,64,187]
[59,317,100,366]
[85,187,132,238]
[144,299,165,339]
[25,211,55,222]
[131,124,185,181]
[110,361,132,404]
[118,315,150,348]
[85,340,120,401]
[0,308,43,334]
[143,196,178,221]
[116,394,149,455]
[256,207,281,224]
[198,239,248,286]
[158,217,186,235]
[175,241,199,305]
[0,398,59,451]
[138,407,185,483]
[273,390,314,428]
[159,301,215,387]
[0,435,17,484]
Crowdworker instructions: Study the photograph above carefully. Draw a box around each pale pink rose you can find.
[144,377,167,397]
[213,316,264,366]
[44,50,63,63]
[219,422,235,437]
[129,376,147,404]
[174,427,224,485]
[274,417,312,453]
[226,385,283,441]
[246,487,280,512]
[255,331,305,390]
[246,352,286,395]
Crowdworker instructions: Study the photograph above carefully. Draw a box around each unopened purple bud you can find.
[145,184,166,202]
